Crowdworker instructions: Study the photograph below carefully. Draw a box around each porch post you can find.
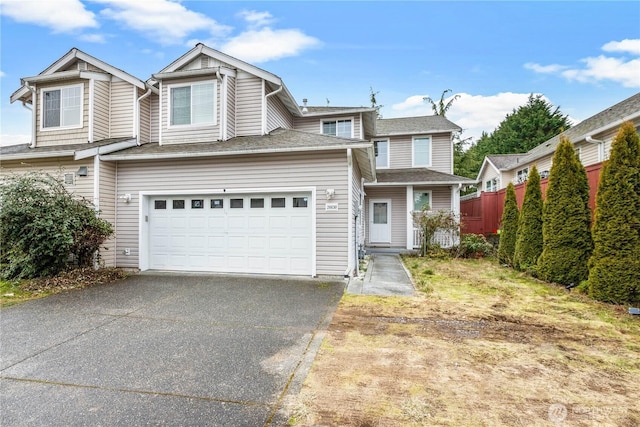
[406,185,414,250]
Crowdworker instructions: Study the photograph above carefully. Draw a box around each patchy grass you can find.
[284,257,640,426]
[0,268,130,308]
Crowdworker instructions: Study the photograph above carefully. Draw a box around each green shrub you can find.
[412,207,459,257]
[497,183,518,266]
[456,234,495,258]
[514,165,543,272]
[537,136,592,285]
[0,172,113,279]
[588,122,640,304]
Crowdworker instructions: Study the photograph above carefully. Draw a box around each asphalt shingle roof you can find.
[374,168,476,184]
[376,115,461,136]
[0,137,134,159]
[487,154,528,170]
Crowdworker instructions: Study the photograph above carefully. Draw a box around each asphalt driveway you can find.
[0,273,344,426]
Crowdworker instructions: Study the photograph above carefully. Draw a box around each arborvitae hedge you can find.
[497,183,518,266]
[514,165,543,271]
[537,136,592,285]
[588,122,640,304]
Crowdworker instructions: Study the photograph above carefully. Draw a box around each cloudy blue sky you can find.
[1,0,639,146]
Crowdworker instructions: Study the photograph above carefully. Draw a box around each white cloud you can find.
[0,70,5,78]
[0,0,97,32]
[216,28,320,63]
[94,0,232,45]
[79,33,107,43]
[238,10,275,28]
[0,134,31,147]
[525,39,640,88]
[389,92,537,143]
[602,39,640,55]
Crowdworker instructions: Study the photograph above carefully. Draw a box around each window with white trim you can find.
[413,191,431,211]
[322,119,352,138]
[412,136,431,167]
[485,178,498,192]
[42,84,83,129]
[374,139,389,168]
[516,167,529,183]
[169,81,215,126]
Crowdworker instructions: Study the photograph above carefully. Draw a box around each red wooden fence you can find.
[461,162,603,235]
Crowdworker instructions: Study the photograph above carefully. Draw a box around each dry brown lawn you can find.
[283,257,640,426]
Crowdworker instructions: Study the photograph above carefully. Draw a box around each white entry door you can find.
[369,199,391,243]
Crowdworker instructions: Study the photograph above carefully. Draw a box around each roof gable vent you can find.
[201,56,210,68]
[77,61,88,71]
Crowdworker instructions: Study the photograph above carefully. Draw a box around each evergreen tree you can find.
[514,165,543,271]
[497,183,518,266]
[588,122,640,304]
[537,136,592,285]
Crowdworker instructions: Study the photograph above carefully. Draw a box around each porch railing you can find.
[413,228,460,249]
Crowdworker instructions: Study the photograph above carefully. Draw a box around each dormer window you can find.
[41,84,83,130]
[322,119,353,138]
[169,81,215,127]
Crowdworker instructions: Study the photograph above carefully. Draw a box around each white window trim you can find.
[412,189,433,212]
[319,116,355,138]
[485,178,498,192]
[412,135,432,167]
[516,167,529,183]
[373,138,390,169]
[40,83,84,131]
[166,80,217,129]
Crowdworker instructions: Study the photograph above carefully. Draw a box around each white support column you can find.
[406,185,414,250]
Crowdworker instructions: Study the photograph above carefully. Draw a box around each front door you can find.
[369,199,391,243]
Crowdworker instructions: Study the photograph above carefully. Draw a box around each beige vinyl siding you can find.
[388,136,412,168]
[36,79,89,147]
[226,76,236,138]
[266,92,293,132]
[479,166,500,191]
[364,186,407,248]
[112,150,350,275]
[149,95,159,143]
[417,186,451,211]
[387,133,452,173]
[160,76,221,144]
[93,80,110,140]
[294,114,363,139]
[351,156,365,252]
[97,159,117,267]
[577,141,599,166]
[110,80,135,138]
[235,73,263,136]
[0,158,95,199]
[138,88,151,144]
[533,156,553,178]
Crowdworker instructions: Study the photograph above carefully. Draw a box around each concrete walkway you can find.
[347,253,415,296]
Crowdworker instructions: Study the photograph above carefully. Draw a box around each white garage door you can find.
[148,193,312,275]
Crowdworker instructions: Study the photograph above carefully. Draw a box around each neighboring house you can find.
[1,44,472,277]
[476,92,640,191]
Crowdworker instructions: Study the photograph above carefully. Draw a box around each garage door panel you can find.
[149,193,312,275]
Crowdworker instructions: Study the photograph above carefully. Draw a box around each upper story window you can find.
[322,119,352,138]
[169,81,215,127]
[485,178,498,192]
[374,139,389,168]
[516,167,529,183]
[41,84,83,130]
[412,136,431,167]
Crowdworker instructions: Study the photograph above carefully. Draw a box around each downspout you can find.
[263,84,283,135]
[24,82,37,148]
[216,69,223,141]
[586,135,605,162]
[135,88,152,146]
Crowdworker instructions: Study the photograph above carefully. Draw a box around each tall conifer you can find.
[588,122,640,304]
[514,165,543,271]
[537,137,592,285]
[497,183,518,266]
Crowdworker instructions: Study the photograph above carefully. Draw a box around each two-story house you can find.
[476,92,640,192]
[2,44,473,277]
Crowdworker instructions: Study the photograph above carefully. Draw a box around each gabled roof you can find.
[498,92,640,171]
[10,48,153,103]
[376,115,461,136]
[368,168,476,186]
[100,128,376,181]
[487,154,527,170]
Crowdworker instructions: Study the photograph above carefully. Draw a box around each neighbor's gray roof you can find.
[368,168,476,185]
[501,92,640,170]
[487,154,528,170]
[375,115,461,136]
[0,137,134,161]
